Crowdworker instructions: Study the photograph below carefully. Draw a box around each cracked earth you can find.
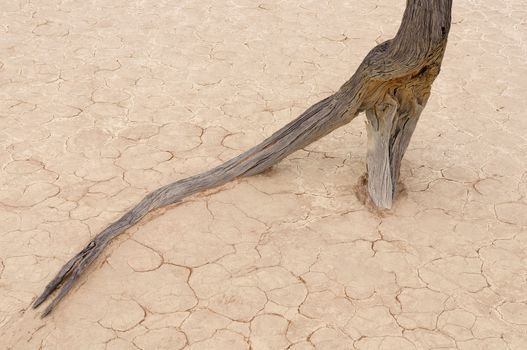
[1,0,527,349]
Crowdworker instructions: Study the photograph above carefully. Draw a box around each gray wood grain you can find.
[33,0,453,317]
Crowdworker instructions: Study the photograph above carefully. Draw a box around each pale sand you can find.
[1,0,526,349]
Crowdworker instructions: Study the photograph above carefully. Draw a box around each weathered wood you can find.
[365,94,400,208]
[364,83,428,208]
[34,0,452,316]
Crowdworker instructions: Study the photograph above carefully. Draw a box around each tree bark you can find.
[33,0,452,317]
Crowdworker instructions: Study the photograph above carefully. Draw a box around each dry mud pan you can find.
[1,0,527,349]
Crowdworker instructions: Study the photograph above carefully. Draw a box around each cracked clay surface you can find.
[1,0,527,349]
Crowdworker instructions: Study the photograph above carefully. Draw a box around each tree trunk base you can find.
[354,172,408,213]
[364,89,425,208]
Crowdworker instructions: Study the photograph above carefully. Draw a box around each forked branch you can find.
[33,0,452,317]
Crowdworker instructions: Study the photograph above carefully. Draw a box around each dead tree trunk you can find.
[33,0,452,316]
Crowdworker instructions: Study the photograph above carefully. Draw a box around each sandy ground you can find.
[1,0,526,349]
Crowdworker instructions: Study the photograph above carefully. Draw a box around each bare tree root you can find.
[33,0,452,317]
